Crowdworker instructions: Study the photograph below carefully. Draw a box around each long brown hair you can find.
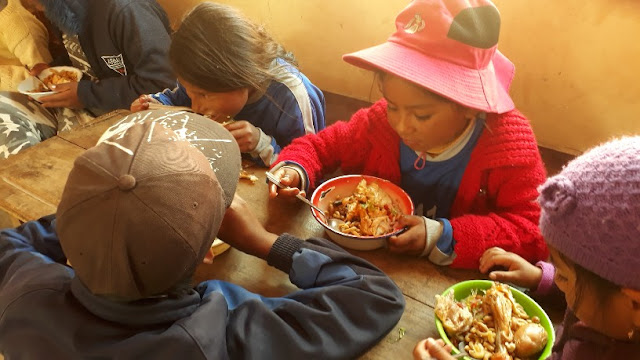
[169,2,296,94]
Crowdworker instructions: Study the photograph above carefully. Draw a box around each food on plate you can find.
[239,169,258,184]
[435,282,548,360]
[31,69,79,92]
[327,179,402,236]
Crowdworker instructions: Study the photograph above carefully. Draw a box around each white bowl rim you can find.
[18,66,83,96]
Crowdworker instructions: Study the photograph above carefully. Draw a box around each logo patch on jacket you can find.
[101,54,127,76]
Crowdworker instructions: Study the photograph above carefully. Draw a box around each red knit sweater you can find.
[275,99,549,268]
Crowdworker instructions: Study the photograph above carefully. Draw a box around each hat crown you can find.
[390,0,500,69]
[57,110,241,300]
[342,0,515,113]
[539,136,640,289]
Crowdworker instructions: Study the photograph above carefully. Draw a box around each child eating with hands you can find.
[131,2,325,166]
[415,136,640,359]
[269,0,548,268]
[478,137,640,359]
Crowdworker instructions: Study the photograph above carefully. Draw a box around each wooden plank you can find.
[0,110,130,222]
[0,137,84,222]
[0,209,20,228]
[360,296,439,360]
[57,109,131,150]
[194,247,296,297]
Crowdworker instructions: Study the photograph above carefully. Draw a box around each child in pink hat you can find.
[415,137,640,359]
[268,0,548,269]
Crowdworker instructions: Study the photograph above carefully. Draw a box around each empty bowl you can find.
[310,174,414,250]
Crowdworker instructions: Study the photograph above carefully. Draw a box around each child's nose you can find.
[395,111,413,134]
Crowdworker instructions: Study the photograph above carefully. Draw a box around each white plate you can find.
[17,66,83,102]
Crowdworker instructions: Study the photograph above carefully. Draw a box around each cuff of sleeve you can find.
[422,218,456,266]
[532,261,555,296]
[419,217,442,257]
[77,80,93,109]
[435,219,454,255]
[266,233,304,273]
[249,128,277,165]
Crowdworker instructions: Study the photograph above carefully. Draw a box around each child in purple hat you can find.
[415,136,640,359]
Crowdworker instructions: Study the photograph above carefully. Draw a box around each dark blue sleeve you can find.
[247,69,325,164]
[204,234,405,360]
[270,82,325,150]
[151,82,192,107]
[0,215,67,290]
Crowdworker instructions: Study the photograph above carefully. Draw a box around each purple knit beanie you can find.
[538,136,640,290]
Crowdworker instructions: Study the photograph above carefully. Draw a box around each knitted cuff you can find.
[532,261,555,296]
[266,233,304,273]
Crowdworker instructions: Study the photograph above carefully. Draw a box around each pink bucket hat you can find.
[343,0,515,114]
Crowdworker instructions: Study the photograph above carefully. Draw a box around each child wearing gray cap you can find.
[0,110,404,359]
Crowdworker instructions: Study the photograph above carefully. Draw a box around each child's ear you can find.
[621,288,640,328]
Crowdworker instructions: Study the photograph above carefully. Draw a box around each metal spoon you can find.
[265,172,327,215]
[265,172,347,232]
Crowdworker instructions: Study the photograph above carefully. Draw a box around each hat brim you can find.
[343,41,515,114]
[98,109,241,208]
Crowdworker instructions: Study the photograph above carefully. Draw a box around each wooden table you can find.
[0,112,556,359]
[0,110,130,223]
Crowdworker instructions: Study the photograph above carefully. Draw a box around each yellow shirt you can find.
[0,0,52,91]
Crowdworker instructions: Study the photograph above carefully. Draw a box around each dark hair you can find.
[169,2,296,94]
[552,247,620,313]
[374,71,452,104]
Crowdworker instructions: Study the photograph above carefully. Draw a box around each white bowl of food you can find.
[18,66,83,102]
[310,175,414,251]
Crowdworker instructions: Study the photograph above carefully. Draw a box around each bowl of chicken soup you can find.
[309,175,414,251]
[434,280,554,360]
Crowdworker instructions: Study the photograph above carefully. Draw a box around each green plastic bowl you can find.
[434,280,554,360]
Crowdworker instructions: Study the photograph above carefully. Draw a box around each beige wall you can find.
[158,0,640,154]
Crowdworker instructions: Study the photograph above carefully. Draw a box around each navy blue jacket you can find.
[153,59,325,166]
[0,216,405,359]
[44,0,175,111]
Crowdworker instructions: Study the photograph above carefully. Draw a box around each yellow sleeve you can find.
[0,64,30,91]
[0,0,53,68]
